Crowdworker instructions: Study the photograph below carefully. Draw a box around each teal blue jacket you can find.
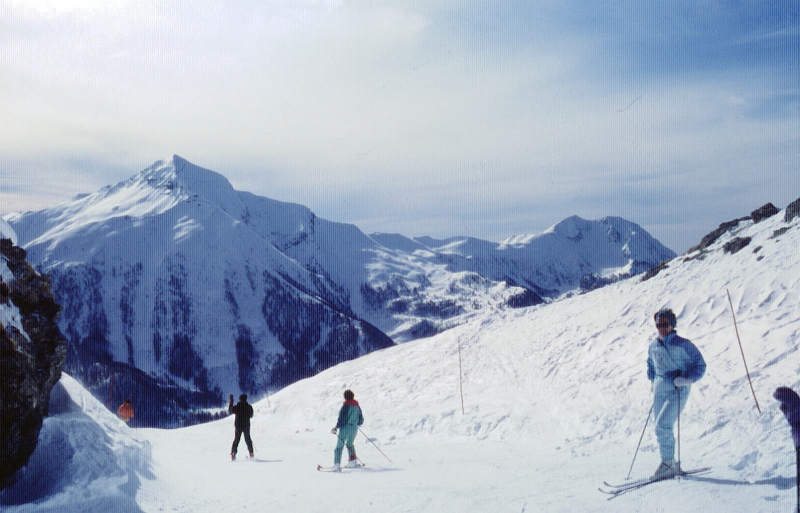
[336,400,364,429]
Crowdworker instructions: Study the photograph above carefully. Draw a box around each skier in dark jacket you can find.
[229,394,254,460]
[647,308,706,479]
[774,387,800,448]
[331,389,364,471]
[774,387,800,513]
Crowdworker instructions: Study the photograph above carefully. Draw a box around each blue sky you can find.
[1,0,797,252]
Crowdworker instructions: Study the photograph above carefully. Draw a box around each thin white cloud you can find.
[1,1,797,253]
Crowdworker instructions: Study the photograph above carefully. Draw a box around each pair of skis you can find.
[317,463,369,472]
[599,467,711,498]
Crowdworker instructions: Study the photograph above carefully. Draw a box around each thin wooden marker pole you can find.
[727,288,761,414]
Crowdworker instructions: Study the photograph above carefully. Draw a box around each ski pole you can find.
[359,428,393,464]
[677,388,681,474]
[457,336,465,415]
[626,404,652,480]
[727,289,761,414]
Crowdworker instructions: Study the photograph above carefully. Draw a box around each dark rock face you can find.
[505,288,545,308]
[723,237,752,254]
[639,259,672,282]
[688,217,750,253]
[688,200,799,255]
[0,239,66,490]
[750,203,779,223]
[785,197,800,223]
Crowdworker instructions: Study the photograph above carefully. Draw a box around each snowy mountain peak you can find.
[129,155,245,218]
[549,214,592,238]
[6,156,251,252]
[3,156,677,427]
[541,215,633,243]
[140,156,233,200]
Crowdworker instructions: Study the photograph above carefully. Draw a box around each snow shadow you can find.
[232,458,284,463]
[685,474,796,490]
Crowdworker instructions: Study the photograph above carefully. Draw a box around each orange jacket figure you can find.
[117,400,134,423]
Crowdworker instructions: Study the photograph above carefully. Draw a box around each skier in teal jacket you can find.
[647,308,706,479]
[331,389,364,471]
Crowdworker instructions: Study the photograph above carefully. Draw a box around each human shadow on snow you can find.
[684,474,795,490]
[232,458,284,463]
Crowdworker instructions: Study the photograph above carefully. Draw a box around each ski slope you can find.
[2,210,799,512]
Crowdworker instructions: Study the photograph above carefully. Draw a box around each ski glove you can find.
[331,428,338,435]
[674,377,692,387]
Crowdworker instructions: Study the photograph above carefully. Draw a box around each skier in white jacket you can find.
[647,308,706,479]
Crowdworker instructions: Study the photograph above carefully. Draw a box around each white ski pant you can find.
[653,382,689,463]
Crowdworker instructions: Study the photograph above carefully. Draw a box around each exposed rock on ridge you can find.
[641,200,799,281]
[0,239,66,489]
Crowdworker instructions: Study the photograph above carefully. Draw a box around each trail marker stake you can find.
[726,289,761,413]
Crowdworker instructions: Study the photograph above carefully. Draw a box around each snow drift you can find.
[0,374,151,512]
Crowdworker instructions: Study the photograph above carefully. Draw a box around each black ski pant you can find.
[231,424,254,455]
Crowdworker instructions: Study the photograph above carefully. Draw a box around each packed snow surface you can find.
[3,212,799,512]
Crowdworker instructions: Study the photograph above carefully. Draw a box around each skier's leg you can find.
[334,434,345,465]
[231,427,243,456]
[654,388,689,462]
[653,385,677,462]
[652,389,669,461]
[243,425,254,455]
[345,426,357,460]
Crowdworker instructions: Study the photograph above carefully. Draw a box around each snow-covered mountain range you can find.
[2,197,798,512]
[4,156,674,426]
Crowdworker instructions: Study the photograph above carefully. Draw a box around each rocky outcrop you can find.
[639,259,672,282]
[750,203,779,223]
[688,202,781,254]
[785,198,800,224]
[0,239,66,489]
[688,217,750,253]
[646,199,799,280]
[723,237,752,254]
